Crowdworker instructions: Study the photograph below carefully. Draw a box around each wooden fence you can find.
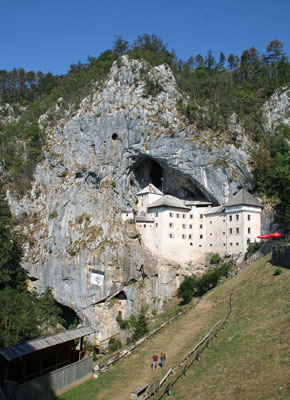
[134,293,233,400]
[94,299,200,376]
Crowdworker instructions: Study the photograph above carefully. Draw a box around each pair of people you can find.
[152,352,166,369]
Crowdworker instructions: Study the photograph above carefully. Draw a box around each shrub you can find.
[274,268,283,276]
[210,253,222,265]
[108,337,122,353]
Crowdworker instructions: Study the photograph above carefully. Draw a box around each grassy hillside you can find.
[59,254,290,400]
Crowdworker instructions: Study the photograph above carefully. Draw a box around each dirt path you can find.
[96,301,215,400]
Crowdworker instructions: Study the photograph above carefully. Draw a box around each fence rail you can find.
[137,293,233,400]
[94,299,200,375]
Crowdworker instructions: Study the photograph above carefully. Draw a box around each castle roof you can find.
[224,188,261,208]
[136,184,163,196]
[136,214,155,223]
[148,195,190,210]
[205,205,225,215]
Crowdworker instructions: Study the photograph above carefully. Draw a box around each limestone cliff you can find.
[6,56,286,343]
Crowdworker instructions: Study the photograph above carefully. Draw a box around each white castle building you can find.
[123,184,262,263]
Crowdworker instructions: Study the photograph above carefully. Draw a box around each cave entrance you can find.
[133,157,163,190]
[55,301,79,329]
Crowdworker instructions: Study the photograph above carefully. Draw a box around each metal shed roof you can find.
[0,326,95,362]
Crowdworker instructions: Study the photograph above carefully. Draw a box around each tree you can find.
[132,307,149,341]
[113,35,129,56]
[0,182,25,290]
[36,288,64,336]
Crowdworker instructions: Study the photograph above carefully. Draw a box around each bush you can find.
[132,307,149,341]
[210,253,222,265]
[108,337,122,353]
[274,268,283,276]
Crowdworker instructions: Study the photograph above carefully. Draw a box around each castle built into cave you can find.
[123,184,262,263]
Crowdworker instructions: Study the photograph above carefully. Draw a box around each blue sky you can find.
[1,0,289,75]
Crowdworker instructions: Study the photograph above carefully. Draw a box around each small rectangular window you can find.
[169,233,174,238]
[189,234,192,239]
[210,221,212,224]
[189,224,193,229]
[229,215,232,221]
[229,228,232,234]
[176,213,180,218]
[143,224,146,228]
[182,214,186,219]
[223,243,226,246]
[182,224,187,229]
[236,242,239,246]
[210,232,212,236]
[170,212,173,217]
[169,223,174,228]
[200,234,203,239]
[248,215,251,221]
[210,244,212,247]
[230,242,233,246]
[200,224,203,229]
[200,214,203,219]
[190,242,193,246]
[248,227,251,233]
[236,227,240,234]
[223,232,225,235]
[155,223,158,227]
[182,234,186,239]
[236,215,239,221]
[190,215,193,219]
[155,213,158,217]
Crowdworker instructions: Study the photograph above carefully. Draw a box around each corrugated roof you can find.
[136,184,163,196]
[0,326,95,361]
[148,195,190,210]
[224,189,261,208]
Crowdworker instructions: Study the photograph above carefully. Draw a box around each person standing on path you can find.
[160,352,166,368]
[152,353,158,369]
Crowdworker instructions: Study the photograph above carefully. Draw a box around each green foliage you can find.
[0,182,26,290]
[178,263,231,304]
[116,314,130,329]
[253,123,290,230]
[132,306,149,341]
[274,267,283,276]
[108,337,122,353]
[210,253,222,265]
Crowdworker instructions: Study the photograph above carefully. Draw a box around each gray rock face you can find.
[7,56,264,341]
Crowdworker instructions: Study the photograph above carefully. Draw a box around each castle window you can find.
[229,228,232,234]
[169,233,174,238]
[248,215,251,221]
[143,224,146,228]
[155,223,158,227]
[200,214,203,219]
[155,213,158,217]
[229,215,232,221]
[189,224,193,229]
[170,212,173,217]
[200,224,203,229]
[182,214,186,219]
[199,244,202,247]
[236,215,239,221]
[248,227,251,233]
[189,234,192,239]
[223,243,226,246]
[210,221,212,224]
[190,242,193,246]
[182,224,187,229]
[223,232,225,235]
[236,242,239,246]
[223,219,225,222]
[190,215,193,219]
[200,234,203,239]
[236,227,240,234]
[169,223,174,228]
[142,203,144,207]
[182,234,186,239]
[176,213,180,218]
[210,233,212,236]
[210,244,212,247]
[230,242,233,246]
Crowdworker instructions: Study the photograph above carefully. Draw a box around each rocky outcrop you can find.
[7,56,276,342]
